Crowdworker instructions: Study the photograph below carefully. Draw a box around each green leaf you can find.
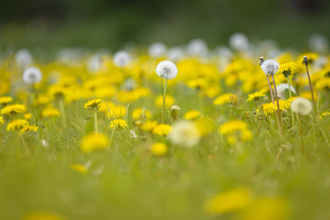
[284,88,296,99]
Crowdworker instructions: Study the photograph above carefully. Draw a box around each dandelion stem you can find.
[162,79,168,124]
[271,75,282,127]
[267,75,282,135]
[287,77,295,128]
[303,57,316,110]
[94,110,98,134]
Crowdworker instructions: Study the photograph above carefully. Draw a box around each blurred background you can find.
[0,0,330,51]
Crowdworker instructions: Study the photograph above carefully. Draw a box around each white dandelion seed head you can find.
[113,51,131,67]
[187,39,208,57]
[229,33,249,51]
[309,34,328,54]
[276,83,296,100]
[168,120,201,147]
[261,59,280,76]
[23,67,42,85]
[291,97,313,116]
[87,54,103,74]
[313,55,329,70]
[148,42,167,58]
[168,47,184,61]
[15,49,33,69]
[215,46,233,59]
[56,48,80,65]
[124,78,137,90]
[155,60,178,80]
[171,105,181,111]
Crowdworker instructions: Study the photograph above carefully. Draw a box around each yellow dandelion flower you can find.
[152,124,172,136]
[247,91,265,102]
[110,119,128,130]
[285,97,297,106]
[118,90,140,103]
[204,188,251,214]
[1,104,26,115]
[151,142,168,156]
[300,91,318,101]
[184,110,200,120]
[0,116,5,124]
[134,87,151,98]
[20,125,38,134]
[155,95,175,108]
[213,93,236,105]
[23,212,66,220]
[187,78,208,89]
[132,108,151,120]
[320,111,330,120]
[81,133,109,152]
[94,86,116,98]
[107,105,127,118]
[70,164,88,174]
[24,113,33,120]
[141,120,158,132]
[34,94,50,106]
[0,96,13,105]
[261,103,277,116]
[7,119,29,132]
[278,62,298,77]
[41,107,60,118]
[276,99,290,111]
[219,120,252,143]
[99,101,116,113]
[84,99,103,111]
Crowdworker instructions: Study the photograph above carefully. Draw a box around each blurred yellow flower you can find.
[278,62,298,77]
[156,95,175,107]
[34,94,50,106]
[7,119,29,132]
[152,124,172,136]
[214,93,236,105]
[23,212,65,220]
[81,133,109,152]
[151,142,168,156]
[132,108,151,120]
[0,116,4,124]
[70,164,88,174]
[141,120,158,132]
[219,120,252,143]
[0,96,13,105]
[247,91,265,102]
[260,103,277,116]
[99,101,116,113]
[110,119,128,130]
[204,188,251,214]
[276,100,290,111]
[84,99,103,111]
[1,104,26,115]
[300,91,318,101]
[184,110,200,120]
[94,86,116,98]
[107,105,127,118]
[24,113,33,120]
[20,125,38,134]
[41,107,60,118]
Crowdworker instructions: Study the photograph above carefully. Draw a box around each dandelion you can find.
[113,51,131,67]
[213,93,236,105]
[320,111,330,120]
[20,125,38,134]
[23,67,42,85]
[0,116,5,124]
[151,142,168,156]
[70,164,88,174]
[204,188,251,214]
[81,133,109,152]
[302,56,316,112]
[261,59,279,76]
[24,113,33,120]
[1,104,26,116]
[168,120,201,147]
[141,120,158,132]
[0,96,13,105]
[152,124,172,136]
[247,91,265,102]
[41,107,60,118]
[132,108,151,120]
[184,110,200,120]
[84,99,103,133]
[155,95,175,108]
[229,33,249,51]
[87,54,103,74]
[110,119,128,130]
[291,97,313,116]
[107,105,127,118]
[148,42,167,58]
[187,39,208,57]
[156,60,178,123]
[261,103,277,116]
[170,105,180,122]
[7,119,29,132]
[219,120,252,144]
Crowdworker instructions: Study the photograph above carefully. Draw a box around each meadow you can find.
[1,35,330,220]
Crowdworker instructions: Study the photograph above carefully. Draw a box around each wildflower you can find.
[113,51,131,67]
[20,125,38,134]
[15,49,33,69]
[184,110,200,120]
[152,124,172,136]
[0,116,5,124]
[204,188,251,214]
[261,103,277,116]
[7,119,29,132]
[99,101,115,113]
[187,39,208,57]
[0,96,13,105]
[247,91,265,102]
[291,97,313,116]
[213,93,236,105]
[156,60,178,80]
[219,120,252,144]
[110,119,128,130]
[22,211,65,220]
[170,105,180,121]
[41,107,60,118]
[285,97,297,106]
[24,113,33,120]
[276,83,296,100]
[240,197,290,220]
[151,142,168,156]
[278,62,298,77]
[34,94,50,106]
[141,120,158,132]
[132,108,151,120]
[261,59,279,76]
[229,33,249,51]
[300,91,318,101]
[81,133,109,152]
[187,78,208,90]
[107,105,127,118]
[168,120,201,147]
[70,164,88,174]
[84,99,103,111]
[155,95,175,107]
[148,42,167,58]
[320,111,330,120]
[23,67,42,84]
[1,104,26,115]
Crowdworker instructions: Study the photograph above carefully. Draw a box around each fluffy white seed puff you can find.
[15,49,33,69]
[113,51,131,67]
[261,59,280,76]
[23,67,42,84]
[187,39,208,57]
[291,97,313,116]
[276,83,296,100]
[156,60,178,80]
[148,42,167,58]
[229,33,249,51]
[168,121,201,147]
